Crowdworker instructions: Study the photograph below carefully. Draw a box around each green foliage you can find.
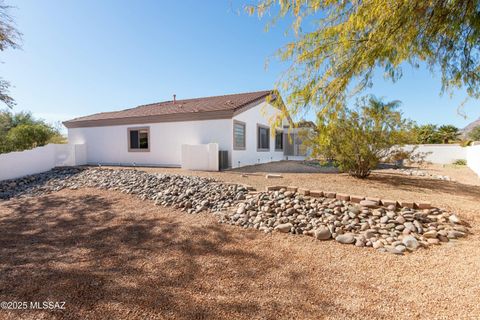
[469,126,480,141]
[412,123,460,144]
[248,1,480,117]
[0,110,66,154]
[437,125,461,144]
[413,124,441,144]
[306,96,413,178]
[0,3,21,108]
[452,159,467,165]
[6,124,56,151]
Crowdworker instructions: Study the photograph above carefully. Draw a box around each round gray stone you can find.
[335,233,355,244]
[275,223,293,233]
[314,227,332,240]
[402,236,419,250]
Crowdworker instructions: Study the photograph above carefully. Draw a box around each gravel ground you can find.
[0,188,479,319]
[394,163,480,186]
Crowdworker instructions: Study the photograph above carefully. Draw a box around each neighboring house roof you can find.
[64,90,275,128]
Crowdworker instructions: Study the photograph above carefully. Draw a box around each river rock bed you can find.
[394,168,452,181]
[215,188,469,254]
[0,167,248,213]
[0,167,469,254]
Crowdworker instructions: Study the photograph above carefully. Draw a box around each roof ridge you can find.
[63,89,276,127]
[65,90,272,122]
[134,89,272,109]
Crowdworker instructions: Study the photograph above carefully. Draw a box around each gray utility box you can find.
[218,150,229,171]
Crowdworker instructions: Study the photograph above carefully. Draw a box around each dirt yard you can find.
[0,163,479,319]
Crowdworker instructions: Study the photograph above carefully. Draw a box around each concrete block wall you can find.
[466,145,480,176]
[0,143,87,181]
[404,144,467,164]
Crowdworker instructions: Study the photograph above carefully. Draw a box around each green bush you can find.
[412,124,461,144]
[306,96,414,178]
[0,110,66,154]
[453,159,467,166]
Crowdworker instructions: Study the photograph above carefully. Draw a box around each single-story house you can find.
[63,90,309,169]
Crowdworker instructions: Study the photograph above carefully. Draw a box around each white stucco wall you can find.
[403,144,467,164]
[181,143,219,171]
[55,143,87,167]
[68,119,232,167]
[0,144,55,181]
[466,145,480,176]
[0,143,86,181]
[231,102,286,168]
[67,101,298,169]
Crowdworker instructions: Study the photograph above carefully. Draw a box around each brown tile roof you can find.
[64,90,274,128]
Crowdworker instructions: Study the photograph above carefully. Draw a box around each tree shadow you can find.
[368,172,480,200]
[0,167,85,200]
[228,160,338,174]
[0,191,390,319]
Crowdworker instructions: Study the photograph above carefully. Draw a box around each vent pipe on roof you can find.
[173,94,176,104]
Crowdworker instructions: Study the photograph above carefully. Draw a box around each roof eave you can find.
[63,109,236,128]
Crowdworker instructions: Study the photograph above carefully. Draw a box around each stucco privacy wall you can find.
[181,143,219,171]
[403,144,467,164]
[466,145,480,176]
[402,143,480,177]
[231,101,285,168]
[68,119,232,167]
[55,144,87,167]
[0,143,86,181]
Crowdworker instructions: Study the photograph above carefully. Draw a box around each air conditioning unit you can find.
[218,150,229,171]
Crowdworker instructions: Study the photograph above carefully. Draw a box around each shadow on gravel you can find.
[0,191,388,319]
[369,172,480,200]
[228,160,338,174]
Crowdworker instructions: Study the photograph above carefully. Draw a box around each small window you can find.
[257,125,270,151]
[233,120,246,150]
[275,130,283,151]
[128,127,149,152]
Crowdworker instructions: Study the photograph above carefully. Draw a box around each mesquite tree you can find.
[306,97,414,178]
[0,2,21,108]
[248,1,480,117]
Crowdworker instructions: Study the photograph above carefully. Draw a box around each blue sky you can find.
[1,0,479,131]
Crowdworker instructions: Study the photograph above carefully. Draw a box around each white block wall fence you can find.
[403,143,480,177]
[403,144,467,164]
[466,144,480,177]
[181,143,219,171]
[0,143,86,181]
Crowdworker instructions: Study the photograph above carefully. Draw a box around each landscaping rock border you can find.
[0,168,470,255]
[216,186,469,254]
[264,185,433,210]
